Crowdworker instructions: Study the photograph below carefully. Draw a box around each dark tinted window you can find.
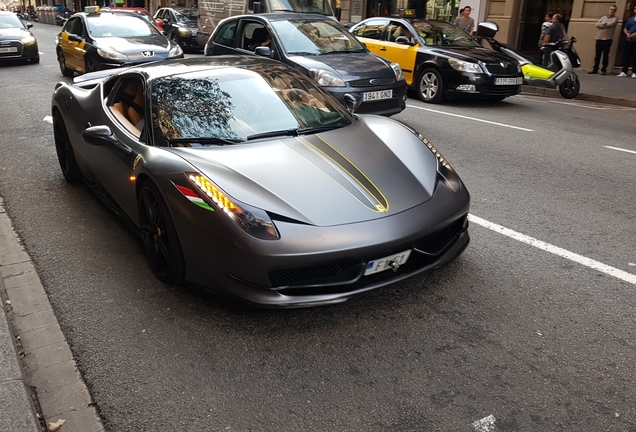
[213,20,237,47]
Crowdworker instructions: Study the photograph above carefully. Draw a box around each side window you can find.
[359,20,387,40]
[213,20,237,47]
[241,22,269,51]
[64,17,79,35]
[155,9,164,20]
[107,77,146,138]
[388,23,412,42]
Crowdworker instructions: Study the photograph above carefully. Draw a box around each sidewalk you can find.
[0,67,634,432]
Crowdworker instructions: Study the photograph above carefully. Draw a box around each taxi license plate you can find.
[494,77,522,85]
[362,90,393,101]
[0,47,18,53]
[364,250,412,276]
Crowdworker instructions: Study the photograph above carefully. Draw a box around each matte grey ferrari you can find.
[51,56,470,308]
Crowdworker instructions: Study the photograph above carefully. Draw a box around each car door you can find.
[378,21,419,85]
[350,19,388,57]
[86,75,147,218]
[59,17,86,71]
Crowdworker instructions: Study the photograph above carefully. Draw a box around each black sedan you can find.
[153,7,201,52]
[349,18,523,103]
[55,6,183,77]
[204,13,407,116]
[0,11,39,64]
[51,56,469,307]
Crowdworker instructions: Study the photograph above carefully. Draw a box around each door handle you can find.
[380,47,387,51]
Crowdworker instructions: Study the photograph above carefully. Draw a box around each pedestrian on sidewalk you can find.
[541,13,566,67]
[538,12,554,65]
[618,5,636,77]
[590,5,618,75]
[453,6,475,36]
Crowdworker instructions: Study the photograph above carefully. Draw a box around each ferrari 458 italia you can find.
[51,56,470,307]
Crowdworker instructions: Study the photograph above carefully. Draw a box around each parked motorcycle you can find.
[477,21,581,99]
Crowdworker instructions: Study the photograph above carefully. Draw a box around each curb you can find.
[520,85,636,108]
[0,196,105,432]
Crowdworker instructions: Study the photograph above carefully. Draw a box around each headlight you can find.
[183,173,279,240]
[97,47,129,61]
[178,27,189,36]
[416,133,461,192]
[309,69,345,87]
[448,58,484,73]
[390,62,405,81]
[21,35,36,45]
[169,43,183,57]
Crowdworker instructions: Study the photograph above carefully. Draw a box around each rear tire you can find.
[417,68,445,103]
[558,77,580,99]
[57,50,73,76]
[53,110,81,182]
[138,180,185,286]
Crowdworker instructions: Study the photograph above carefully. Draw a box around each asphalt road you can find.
[1,23,635,432]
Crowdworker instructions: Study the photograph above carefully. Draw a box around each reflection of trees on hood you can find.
[151,77,239,141]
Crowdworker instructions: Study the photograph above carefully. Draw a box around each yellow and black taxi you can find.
[55,6,183,77]
[349,17,523,103]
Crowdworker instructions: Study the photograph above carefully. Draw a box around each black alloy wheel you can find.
[417,68,445,103]
[138,180,185,285]
[52,110,81,182]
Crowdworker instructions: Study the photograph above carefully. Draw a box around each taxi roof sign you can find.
[84,6,100,13]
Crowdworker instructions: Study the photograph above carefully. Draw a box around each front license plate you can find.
[362,90,393,101]
[494,77,523,85]
[364,250,412,276]
[0,47,18,53]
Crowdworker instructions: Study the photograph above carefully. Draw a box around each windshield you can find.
[412,21,479,47]
[0,13,25,28]
[272,20,365,55]
[149,67,353,146]
[268,0,333,15]
[175,9,197,22]
[87,14,161,37]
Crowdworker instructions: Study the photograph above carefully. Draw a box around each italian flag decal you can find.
[175,184,215,212]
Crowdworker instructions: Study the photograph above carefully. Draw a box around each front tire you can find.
[417,68,445,103]
[53,110,81,182]
[558,77,580,99]
[138,180,185,286]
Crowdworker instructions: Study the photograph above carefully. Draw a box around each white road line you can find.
[468,214,636,286]
[471,414,497,432]
[43,115,52,124]
[407,105,534,131]
[604,145,636,155]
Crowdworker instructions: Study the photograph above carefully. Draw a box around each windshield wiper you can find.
[168,137,244,146]
[247,125,341,141]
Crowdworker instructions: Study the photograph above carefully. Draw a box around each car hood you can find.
[95,34,170,53]
[429,46,516,64]
[167,116,442,227]
[289,52,395,81]
[0,28,32,40]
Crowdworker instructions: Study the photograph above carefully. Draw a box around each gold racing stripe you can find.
[294,135,389,213]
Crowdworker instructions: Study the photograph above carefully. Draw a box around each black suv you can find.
[153,7,201,51]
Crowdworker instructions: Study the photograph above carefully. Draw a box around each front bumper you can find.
[172,176,470,308]
[443,70,523,99]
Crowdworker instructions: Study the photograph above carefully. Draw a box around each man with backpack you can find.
[541,13,566,66]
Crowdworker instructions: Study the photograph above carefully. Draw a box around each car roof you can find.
[112,56,301,81]
[223,13,336,23]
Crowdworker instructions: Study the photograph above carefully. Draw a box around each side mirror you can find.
[343,94,361,113]
[82,126,132,153]
[26,23,33,29]
[254,46,272,57]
